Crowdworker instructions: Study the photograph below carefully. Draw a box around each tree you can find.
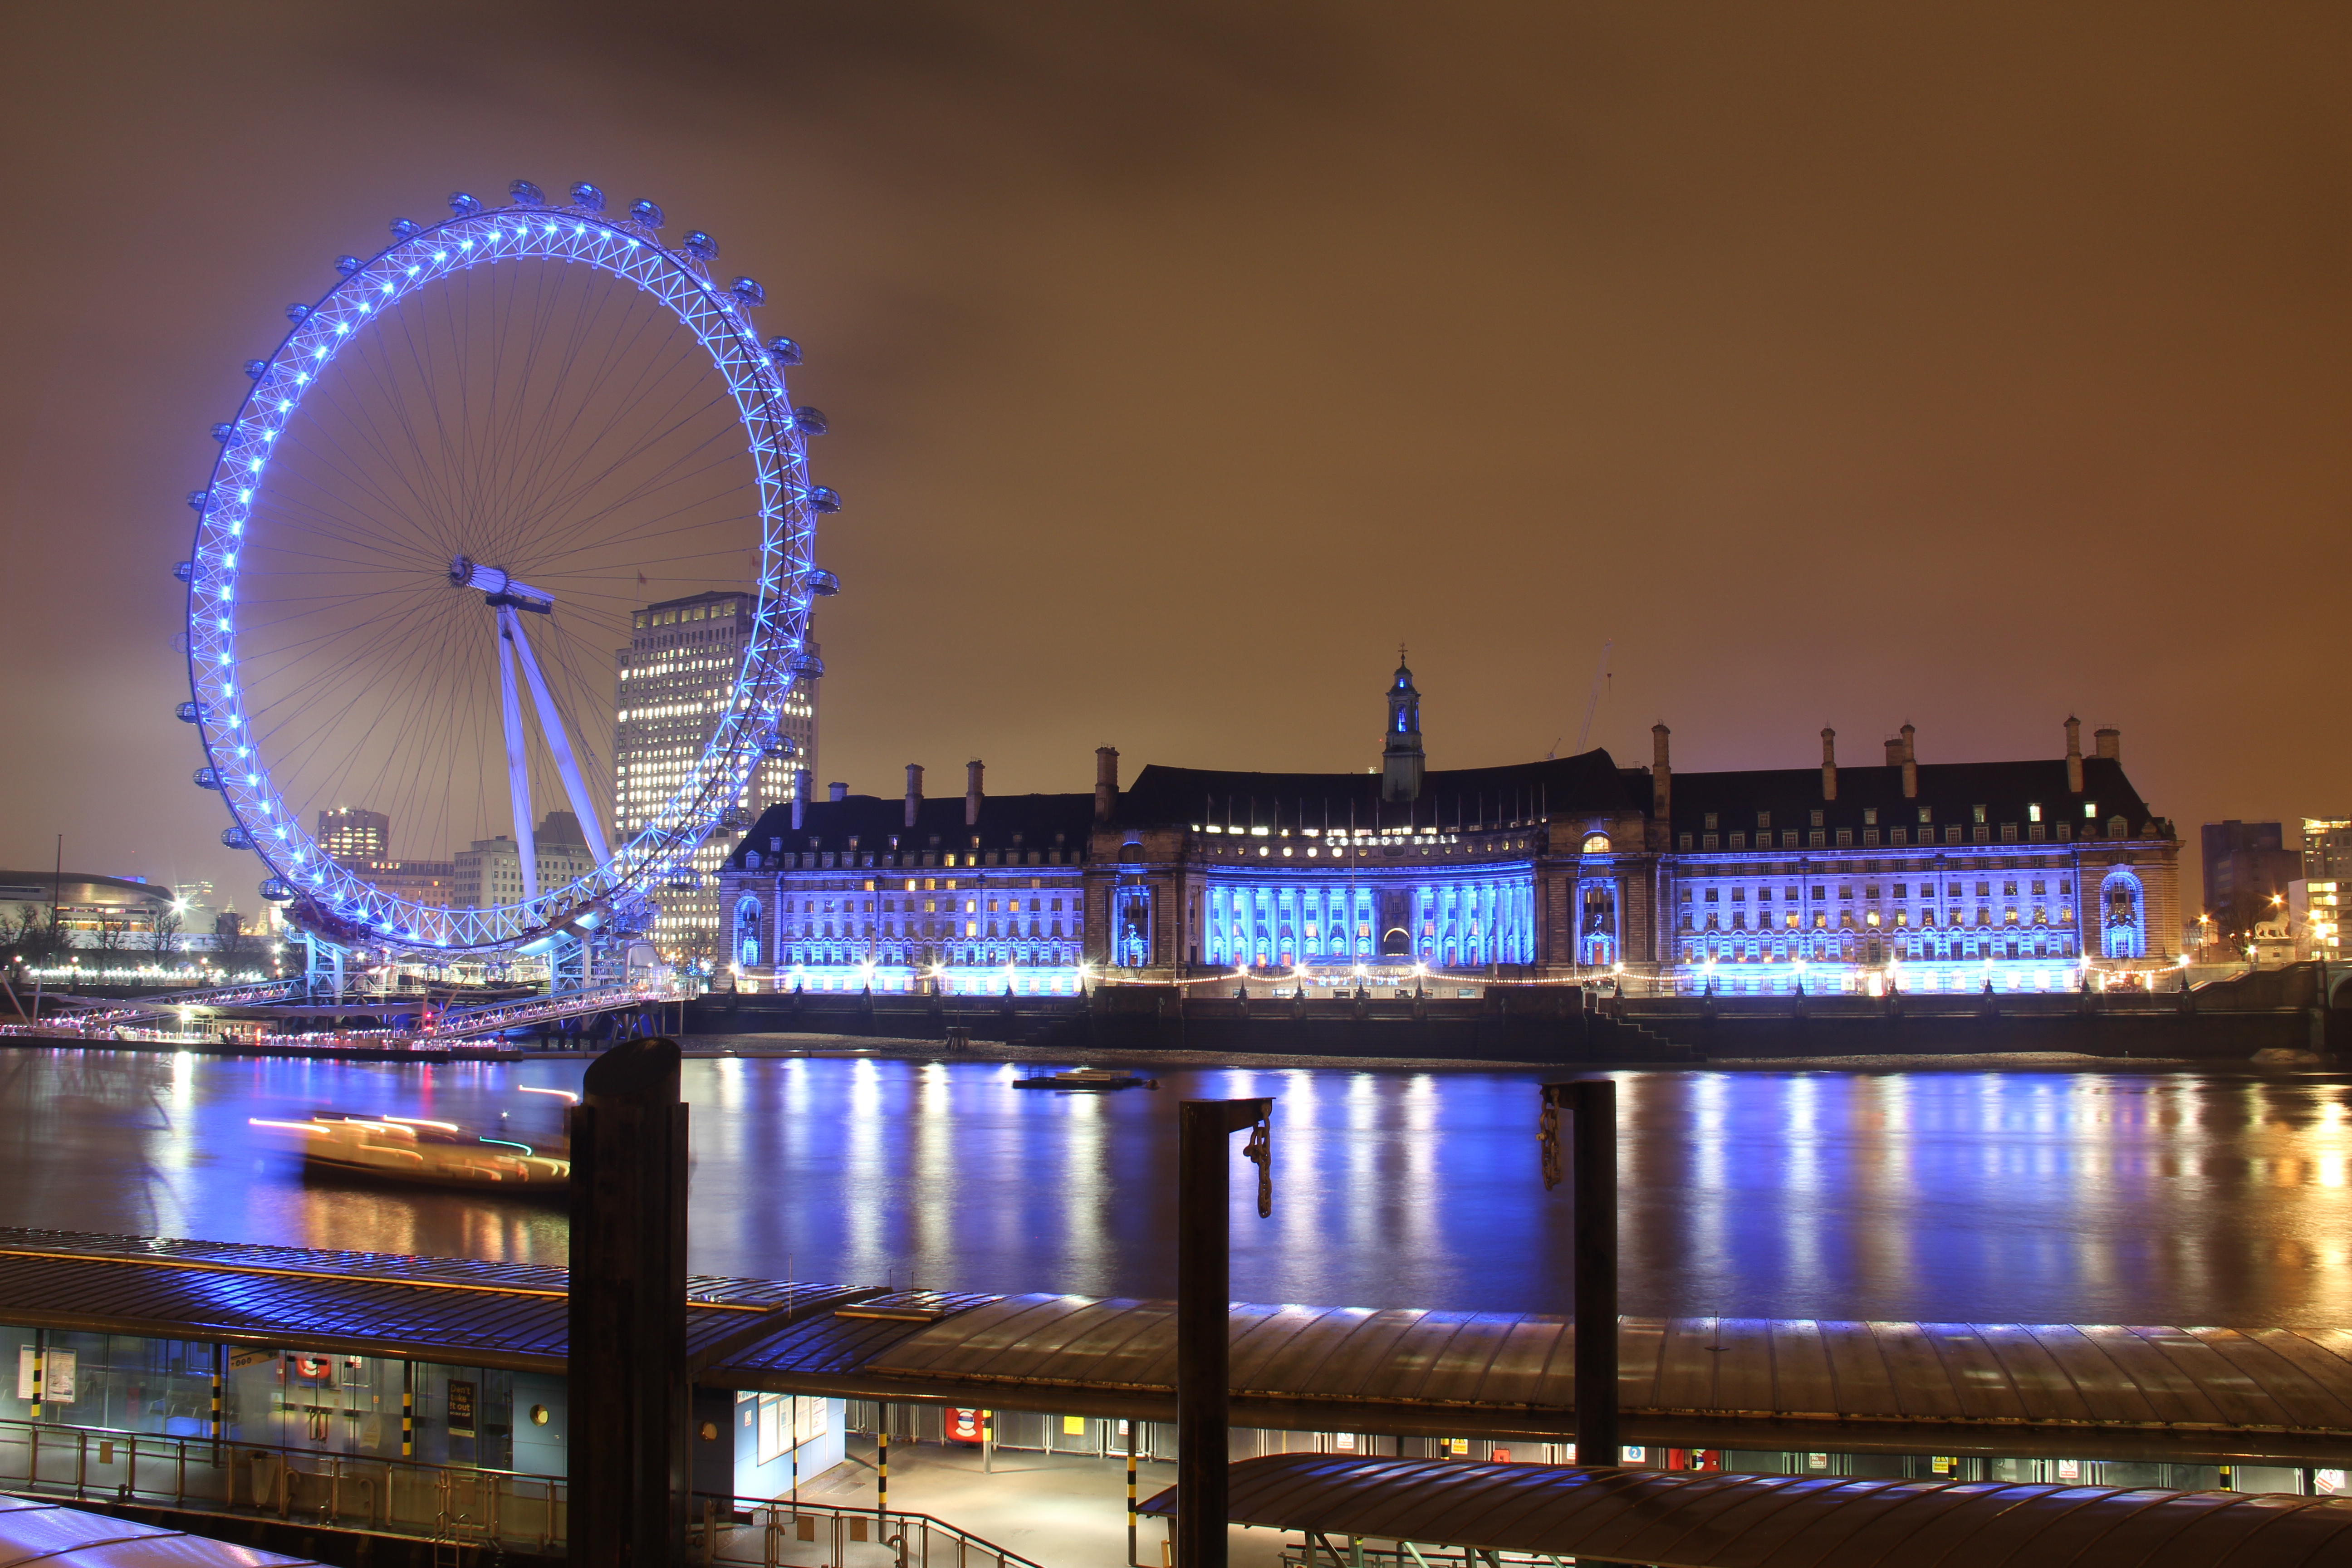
[214,911,254,963]
[149,904,183,954]
[91,919,128,953]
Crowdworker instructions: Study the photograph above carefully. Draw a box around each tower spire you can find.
[1382,652,1425,805]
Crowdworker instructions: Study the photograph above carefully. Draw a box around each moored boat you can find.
[1011,1068,1157,1091]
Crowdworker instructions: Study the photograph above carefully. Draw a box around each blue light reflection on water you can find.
[0,1047,2346,1325]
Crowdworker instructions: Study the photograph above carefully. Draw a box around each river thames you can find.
[0,1044,2345,1326]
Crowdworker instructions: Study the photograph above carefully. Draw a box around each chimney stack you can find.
[1651,724,1672,821]
[1884,736,1904,765]
[966,759,985,827]
[2094,725,2119,762]
[1820,728,1838,801]
[791,767,811,830]
[828,781,848,804]
[1094,746,1120,823]
[904,764,923,828]
[1900,724,1917,799]
[2065,717,2084,794]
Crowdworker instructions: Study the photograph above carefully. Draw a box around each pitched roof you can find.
[1666,756,2157,833]
[1117,750,1646,831]
[729,792,1097,867]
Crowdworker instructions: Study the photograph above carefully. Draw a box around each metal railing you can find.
[0,1417,564,1553]
[0,1418,1043,1567]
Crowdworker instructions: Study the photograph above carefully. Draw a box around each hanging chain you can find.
[1245,1116,1274,1217]
[1539,1097,1562,1191]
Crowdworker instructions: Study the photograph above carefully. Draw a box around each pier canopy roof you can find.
[827,1293,2352,1466]
[1138,1454,2352,1568]
[10,1230,2352,1469]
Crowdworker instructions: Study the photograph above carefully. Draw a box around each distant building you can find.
[718,661,2182,995]
[2201,821,2303,940]
[614,590,820,961]
[2288,878,2343,963]
[454,812,597,909]
[0,871,174,947]
[2302,817,2352,881]
[316,808,391,863]
[349,858,457,908]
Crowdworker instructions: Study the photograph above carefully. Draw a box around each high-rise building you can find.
[317,808,391,862]
[613,591,818,959]
[454,811,598,909]
[2201,821,2303,939]
[2302,817,2352,880]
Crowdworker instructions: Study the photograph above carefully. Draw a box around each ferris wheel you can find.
[178,179,835,957]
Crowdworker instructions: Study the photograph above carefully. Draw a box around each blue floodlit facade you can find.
[720,664,2184,995]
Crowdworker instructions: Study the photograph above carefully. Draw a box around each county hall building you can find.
[716,660,2180,995]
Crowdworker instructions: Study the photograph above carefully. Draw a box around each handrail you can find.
[0,1416,1046,1566]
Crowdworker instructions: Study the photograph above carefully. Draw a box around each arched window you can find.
[734,897,763,969]
[2100,870,2146,958]
[1581,833,1611,855]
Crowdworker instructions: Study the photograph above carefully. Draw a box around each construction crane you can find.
[1566,639,1613,756]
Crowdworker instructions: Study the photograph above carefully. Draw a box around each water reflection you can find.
[0,1046,2345,1326]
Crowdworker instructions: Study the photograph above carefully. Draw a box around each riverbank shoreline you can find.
[5,1029,2335,1074]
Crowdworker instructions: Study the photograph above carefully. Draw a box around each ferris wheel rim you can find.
[182,191,822,955]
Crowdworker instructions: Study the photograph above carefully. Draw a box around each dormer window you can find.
[1862,808,1877,826]
[1973,804,1987,824]
[1704,812,1718,830]
[2029,803,2043,822]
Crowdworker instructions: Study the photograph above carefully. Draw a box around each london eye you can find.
[178,179,833,963]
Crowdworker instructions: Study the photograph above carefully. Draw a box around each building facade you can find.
[716,762,1093,994]
[720,662,2185,995]
[316,808,391,863]
[614,590,820,961]
[453,812,598,910]
[2201,821,2302,941]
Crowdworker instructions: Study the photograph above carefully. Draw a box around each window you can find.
[1810,810,1824,827]
[2029,803,2042,823]
[1757,811,1772,830]
[1704,812,1718,830]
[1918,807,1932,824]
[1973,805,1987,824]
[1705,889,1720,902]
[1893,883,1908,897]
[1810,887,1826,900]
[1835,829,1853,847]
[1862,808,1878,826]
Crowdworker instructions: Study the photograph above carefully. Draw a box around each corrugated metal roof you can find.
[0,1495,323,1566]
[862,1297,2352,1464]
[713,1291,1006,1382]
[1137,1455,2352,1568]
[0,1230,795,1374]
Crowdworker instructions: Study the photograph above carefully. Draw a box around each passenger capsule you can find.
[766,336,803,366]
[730,276,766,307]
[510,179,546,206]
[176,701,206,724]
[194,767,224,790]
[791,407,828,436]
[211,423,234,443]
[807,569,841,597]
[173,561,195,583]
[808,486,841,514]
[259,877,294,902]
[186,489,211,510]
[681,230,717,259]
[221,825,254,851]
[286,303,311,323]
[244,360,269,380]
[630,199,665,228]
[789,650,827,678]
[390,217,423,240]
[570,182,606,211]
[449,192,484,218]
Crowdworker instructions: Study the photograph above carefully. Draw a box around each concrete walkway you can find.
[791,1438,1289,1568]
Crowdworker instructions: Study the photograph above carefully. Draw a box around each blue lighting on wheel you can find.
[183,184,826,958]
